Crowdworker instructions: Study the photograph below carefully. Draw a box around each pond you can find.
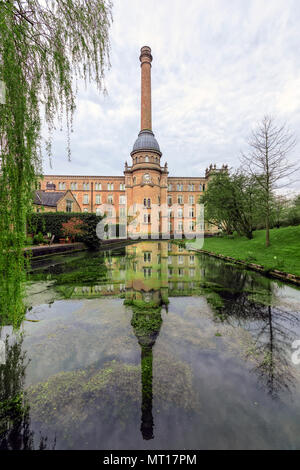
[1,240,300,450]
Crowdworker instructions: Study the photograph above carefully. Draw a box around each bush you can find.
[32,232,44,245]
[27,212,104,249]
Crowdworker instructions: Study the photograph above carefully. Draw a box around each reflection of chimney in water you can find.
[140,345,154,440]
[131,308,162,441]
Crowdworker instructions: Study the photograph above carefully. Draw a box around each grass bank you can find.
[202,225,300,277]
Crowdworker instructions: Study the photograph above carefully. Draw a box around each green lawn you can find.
[202,225,300,276]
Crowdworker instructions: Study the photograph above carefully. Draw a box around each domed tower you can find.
[125,46,168,236]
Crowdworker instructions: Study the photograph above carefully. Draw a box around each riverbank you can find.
[198,225,300,284]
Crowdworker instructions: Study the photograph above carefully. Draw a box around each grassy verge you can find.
[202,225,300,276]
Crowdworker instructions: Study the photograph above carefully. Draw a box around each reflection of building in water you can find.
[65,241,204,301]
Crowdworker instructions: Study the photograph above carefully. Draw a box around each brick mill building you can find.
[40,46,226,235]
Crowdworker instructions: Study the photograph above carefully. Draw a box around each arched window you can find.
[145,155,149,162]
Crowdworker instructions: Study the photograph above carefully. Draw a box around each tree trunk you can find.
[266,213,270,247]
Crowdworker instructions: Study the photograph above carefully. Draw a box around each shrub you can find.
[33,232,44,245]
[61,218,85,241]
[27,212,104,249]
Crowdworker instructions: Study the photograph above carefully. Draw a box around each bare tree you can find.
[241,115,298,246]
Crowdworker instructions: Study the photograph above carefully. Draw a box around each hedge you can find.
[27,212,104,249]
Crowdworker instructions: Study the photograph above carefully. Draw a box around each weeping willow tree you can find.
[0,0,112,327]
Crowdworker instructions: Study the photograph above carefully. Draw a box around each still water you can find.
[1,240,300,450]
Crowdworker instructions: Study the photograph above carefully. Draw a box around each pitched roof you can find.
[34,191,66,207]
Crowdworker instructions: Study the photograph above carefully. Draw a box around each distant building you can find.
[33,190,81,213]
[40,46,227,235]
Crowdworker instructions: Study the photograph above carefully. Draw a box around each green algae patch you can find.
[26,361,141,430]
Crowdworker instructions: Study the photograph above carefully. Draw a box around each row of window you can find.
[168,195,196,205]
[168,268,196,277]
[168,183,205,192]
[133,155,160,164]
[141,216,196,230]
[54,181,204,192]
[168,208,195,218]
[55,182,126,191]
[143,267,196,279]
[75,194,126,205]
[142,253,195,264]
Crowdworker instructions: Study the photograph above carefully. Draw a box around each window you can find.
[168,255,172,264]
[178,208,183,218]
[178,195,183,204]
[70,182,78,190]
[95,183,102,190]
[178,221,183,231]
[168,268,173,277]
[144,267,152,278]
[108,195,113,204]
[145,156,149,162]
[189,207,194,218]
[178,255,184,264]
[144,198,151,208]
[199,184,202,191]
[168,222,172,232]
[120,183,125,190]
[178,268,184,277]
[107,183,114,190]
[144,252,151,262]
[168,183,172,191]
[189,268,195,277]
[95,194,101,204]
[189,221,195,231]
[66,200,73,213]
[178,245,184,252]
[168,196,172,206]
[203,184,205,191]
[177,183,183,191]
[188,183,195,191]
[177,282,184,290]
[119,195,126,205]
[189,195,194,204]
[168,209,172,219]
[59,182,66,190]
[83,194,89,204]
[189,255,195,264]
[83,182,90,190]
[120,207,126,217]
[96,208,102,215]
[107,208,113,217]
[144,214,151,223]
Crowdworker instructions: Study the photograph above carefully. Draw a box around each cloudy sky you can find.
[44,0,300,192]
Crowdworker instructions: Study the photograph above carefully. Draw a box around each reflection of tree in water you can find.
[199,254,300,398]
[131,307,162,440]
[0,336,54,449]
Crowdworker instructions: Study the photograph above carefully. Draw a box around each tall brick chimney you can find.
[140,46,152,131]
